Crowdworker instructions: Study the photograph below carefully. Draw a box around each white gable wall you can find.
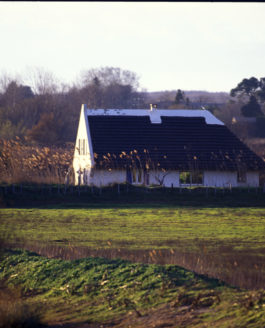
[73,105,94,184]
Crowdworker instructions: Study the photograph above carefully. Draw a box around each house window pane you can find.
[192,171,203,184]
[83,139,86,155]
[180,172,191,184]
[144,171,150,185]
[132,168,137,183]
[138,169,143,183]
[126,168,132,184]
[81,139,83,155]
[180,171,203,185]
[237,170,246,183]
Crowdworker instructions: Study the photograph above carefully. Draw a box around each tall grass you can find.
[0,139,74,184]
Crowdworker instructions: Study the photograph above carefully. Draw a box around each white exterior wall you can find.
[78,168,181,187]
[245,172,259,187]
[87,170,127,187]
[204,171,260,187]
[204,171,237,187]
[149,170,180,187]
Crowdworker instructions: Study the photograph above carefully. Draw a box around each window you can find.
[126,168,132,184]
[78,139,86,155]
[180,171,203,185]
[237,170,246,183]
[192,171,203,184]
[180,172,191,184]
[83,139,86,155]
[144,171,150,185]
[132,168,137,183]
[138,169,143,183]
[126,169,144,184]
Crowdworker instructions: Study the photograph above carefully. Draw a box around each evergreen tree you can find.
[175,89,185,104]
[241,95,263,117]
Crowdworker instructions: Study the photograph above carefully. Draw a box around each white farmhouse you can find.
[73,104,264,188]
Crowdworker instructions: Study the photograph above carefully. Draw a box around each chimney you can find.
[150,104,157,111]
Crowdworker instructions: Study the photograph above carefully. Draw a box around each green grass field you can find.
[1,207,265,250]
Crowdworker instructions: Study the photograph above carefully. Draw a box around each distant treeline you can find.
[0,67,145,144]
[0,66,264,145]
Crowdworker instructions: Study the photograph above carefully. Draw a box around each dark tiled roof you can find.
[88,115,264,171]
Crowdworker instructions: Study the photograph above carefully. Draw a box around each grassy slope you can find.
[1,249,265,328]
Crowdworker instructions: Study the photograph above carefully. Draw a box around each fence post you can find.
[117,184,120,195]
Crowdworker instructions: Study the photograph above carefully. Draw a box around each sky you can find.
[1,2,265,93]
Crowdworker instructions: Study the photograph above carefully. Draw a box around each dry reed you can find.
[0,138,74,184]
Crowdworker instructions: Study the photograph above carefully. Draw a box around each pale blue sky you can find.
[1,2,265,92]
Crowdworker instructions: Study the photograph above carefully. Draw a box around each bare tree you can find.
[0,71,22,94]
[80,66,140,91]
[24,66,61,95]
